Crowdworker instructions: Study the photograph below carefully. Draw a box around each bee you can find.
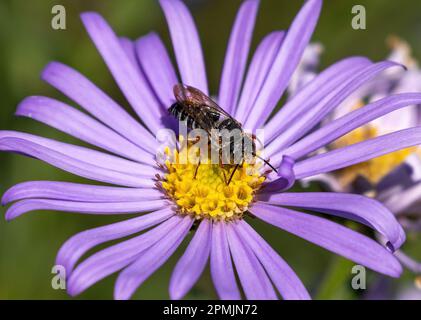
[168,84,277,184]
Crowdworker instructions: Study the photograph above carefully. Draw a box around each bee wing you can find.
[173,84,240,125]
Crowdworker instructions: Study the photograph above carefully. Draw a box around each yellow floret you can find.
[160,145,265,220]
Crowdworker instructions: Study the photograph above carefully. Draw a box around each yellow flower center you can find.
[159,145,265,220]
[333,125,414,186]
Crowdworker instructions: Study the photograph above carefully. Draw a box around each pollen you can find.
[159,145,265,220]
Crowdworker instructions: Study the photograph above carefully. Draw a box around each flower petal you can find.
[1,181,162,205]
[159,0,208,93]
[81,12,163,133]
[67,215,181,296]
[284,93,421,159]
[114,216,193,300]
[218,0,259,114]
[135,32,179,107]
[251,202,402,277]
[0,133,155,188]
[226,222,277,300]
[263,56,371,142]
[267,61,402,159]
[383,181,421,214]
[16,96,153,164]
[236,220,310,300]
[119,37,139,67]
[262,155,295,192]
[169,219,211,300]
[119,37,169,115]
[5,198,167,220]
[0,131,156,177]
[210,222,241,300]
[235,31,285,123]
[41,62,157,154]
[57,207,174,273]
[257,192,405,250]
[294,127,421,179]
[244,0,322,130]
[394,250,421,273]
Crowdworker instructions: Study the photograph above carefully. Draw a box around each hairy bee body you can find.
[168,102,220,130]
[167,84,277,181]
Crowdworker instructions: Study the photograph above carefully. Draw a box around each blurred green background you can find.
[0,0,420,299]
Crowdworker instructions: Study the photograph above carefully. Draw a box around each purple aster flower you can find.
[2,0,421,300]
[299,37,421,274]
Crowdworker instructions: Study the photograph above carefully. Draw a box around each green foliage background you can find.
[0,0,420,299]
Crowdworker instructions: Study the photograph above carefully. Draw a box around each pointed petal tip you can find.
[137,31,160,43]
[389,257,403,278]
[80,11,102,23]
[67,273,90,297]
[4,205,22,221]
[15,96,48,117]
[242,0,260,10]
[66,282,80,297]
[40,61,65,81]
[1,190,11,206]
[168,287,183,300]
[15,97,34,116]
[113,279,135,301]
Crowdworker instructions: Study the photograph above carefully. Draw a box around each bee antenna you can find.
[252,153,278,173]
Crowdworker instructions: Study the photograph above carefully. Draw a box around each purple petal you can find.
[119,37,139,68]
[5,198,167,220]
[235,31,285,123]
[236,220,310,300]
[262,155,295,192]
[0,132,156,187]
[159,0,208,93]
[57,207,174,273]
[263,56,371,143]
[226,222,277,300]
[119,36,166,111]
[383,181,421,214]
[285,93,421,159]
[294,127,421,179]
[2,181,162,205]
[210,222,241,300]
[114,216,193,300]
[251,202,403,277]
[135,33,179,107]
[287,43,322,96]
[80,12,163,133]
[244,0,322,130]
[257,192,405,250]
[41,62,157,154]
[218,0,259,114]
[16,96,153,163]
[394,250,421,273]
[67,215,181,296]
[169,219,211,300]
[267,61,402,159]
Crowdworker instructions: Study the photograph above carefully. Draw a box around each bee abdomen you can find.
[169,103,186,120]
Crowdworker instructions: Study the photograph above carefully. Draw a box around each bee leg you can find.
[194,159,201,179]
[227,164,240,185]
[222,170,228,185]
